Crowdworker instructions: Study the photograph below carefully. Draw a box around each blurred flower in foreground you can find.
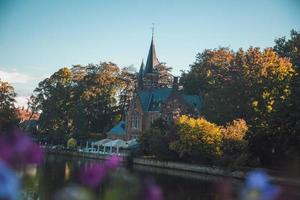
[79,155,122,188]
[144,178,162,200]
[79,163,107,188]
[240,170,281,200]
[53,185,95,200]
[104,155,122,170]
[0,128,44,168]
[0,161,20,200]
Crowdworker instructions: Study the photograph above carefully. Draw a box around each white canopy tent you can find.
[102,139,127,154]
[91,139,112,152]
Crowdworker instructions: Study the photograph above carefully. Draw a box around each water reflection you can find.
[22,155,228,200]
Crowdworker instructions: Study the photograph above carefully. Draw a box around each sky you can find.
[0,0,300,107]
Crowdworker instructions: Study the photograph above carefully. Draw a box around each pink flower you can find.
[104,155,122,170]
[79,163,107,188]
[0,128,44,168]
[144,178,163,200]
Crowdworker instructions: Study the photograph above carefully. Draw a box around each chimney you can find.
[173,76,178,90]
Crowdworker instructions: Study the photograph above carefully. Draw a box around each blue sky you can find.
[0,0,299,106]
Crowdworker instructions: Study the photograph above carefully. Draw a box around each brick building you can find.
[107,37,202,139]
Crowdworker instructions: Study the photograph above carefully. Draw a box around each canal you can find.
[21,154,241,200]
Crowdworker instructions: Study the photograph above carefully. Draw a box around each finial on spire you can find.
[151,23,155,39]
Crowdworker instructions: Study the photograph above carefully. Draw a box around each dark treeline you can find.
[0,30,299,168]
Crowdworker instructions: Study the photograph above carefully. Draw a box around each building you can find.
[108,36,202,139]
[17,107,40,132]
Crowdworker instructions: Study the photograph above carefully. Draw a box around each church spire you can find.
[138,59,144,89]
[139,59,144,77]
[144,36,159,74]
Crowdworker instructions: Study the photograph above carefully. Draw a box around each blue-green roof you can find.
[137,88,202,112]
[138,88,173,111]
[107,121,126,136]
[183,95,203,109]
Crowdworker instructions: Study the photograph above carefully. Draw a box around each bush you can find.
[67,137,77,150]
[170,115,223,163]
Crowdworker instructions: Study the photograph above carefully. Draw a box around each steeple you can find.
[138,60,144,89]
[139,59,144,77]
[144,37,159,74]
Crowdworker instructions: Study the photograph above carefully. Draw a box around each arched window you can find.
[131,115,140,129]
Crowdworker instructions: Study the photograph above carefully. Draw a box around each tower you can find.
[139,36,160,89]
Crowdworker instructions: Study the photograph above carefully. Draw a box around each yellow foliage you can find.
[252,101,258,107]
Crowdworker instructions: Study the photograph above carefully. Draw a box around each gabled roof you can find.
[137,88,203,112]
[137,88,173,111]
[144,38,159,74]
[107,121,126,136]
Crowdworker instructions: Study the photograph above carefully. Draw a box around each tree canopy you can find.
[0,79,19,132]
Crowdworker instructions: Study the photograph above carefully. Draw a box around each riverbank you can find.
[46,148,300,188]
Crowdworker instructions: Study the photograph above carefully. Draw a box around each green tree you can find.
[34,67,73,143]
[73,62,121,134]
[274,29,300,68]
[118,66,137,116]
[33,62,124,143]
[0,79,19,132]
[139,118,177,160]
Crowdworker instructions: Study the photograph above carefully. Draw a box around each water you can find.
[22,154,239,200]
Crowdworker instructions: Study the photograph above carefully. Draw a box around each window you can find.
[150,115,155,124]
[131,115,140,129]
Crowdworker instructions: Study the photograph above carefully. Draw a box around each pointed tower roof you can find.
[144,37,159,74]
[139,59,144,78]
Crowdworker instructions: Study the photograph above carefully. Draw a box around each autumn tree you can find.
[181,47,295,127]
[220,119,248,166]
[32,62,125,143]
[72,62,121,135]
[170,115,223,163]
[249,30,300,166]
[0,79,19,132]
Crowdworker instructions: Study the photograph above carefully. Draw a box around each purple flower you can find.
[241,170,281,200]
[0,128,44,168]
[0,161,20,200]
[104,155,122,170]
[144,178,163,200]
[79,163,107,188]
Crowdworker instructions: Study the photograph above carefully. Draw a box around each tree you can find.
[32,62,124,143]
[73,62,122,134]
[117,66,137,116]
[155,63,173,87]
[181,47,295,127]
[274,29,300,68]
[0,79,19,132]
[170,115,223,163]
[139,118,177,160]
[249,30,300,166]
[220,119,249,167]
[33,67,73,142]
[67,137,77,150]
